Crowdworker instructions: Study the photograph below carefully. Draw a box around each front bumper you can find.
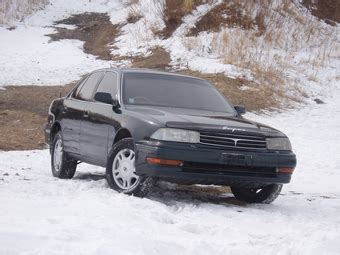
[135,140,297,187]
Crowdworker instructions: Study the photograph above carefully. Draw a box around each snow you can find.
[1,0,338,100]
[1,89,340,254]
[0,25,109,86]
[1,1,340,252]
[112,0,253,79]
[113,0,340,98]
[0,0,128,86]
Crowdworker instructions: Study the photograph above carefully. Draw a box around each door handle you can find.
[62,106,68,114]
[84,110,89,118]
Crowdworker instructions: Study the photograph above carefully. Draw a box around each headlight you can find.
[150,128,200,143]
[266,138,292,151]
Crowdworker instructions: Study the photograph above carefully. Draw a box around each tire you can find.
[106,138,154,197]
[51,132,77,179]
[231,184,283,204]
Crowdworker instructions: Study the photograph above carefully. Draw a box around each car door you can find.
[61,77,88,156]
[62,72,104,158]
[79,71,119,166]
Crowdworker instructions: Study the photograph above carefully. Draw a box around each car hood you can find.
[125,105,285,137]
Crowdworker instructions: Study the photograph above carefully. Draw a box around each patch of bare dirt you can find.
[48,12,121,60]
[0,110,45,151]
[302,0,340,25]
[0,84,74,151]
[188,2,263,36]
[131,47,171,69]
[156,0,204,39]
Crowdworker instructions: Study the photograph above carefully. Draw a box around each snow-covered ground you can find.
[1,1,339,253]
[1,88,339,255]
[0,0,129,86]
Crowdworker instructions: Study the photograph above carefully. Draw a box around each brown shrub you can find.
[157,0,204,39]
[188,2,261,36]
[131,47,171,70]
[302,0,340,25]
[0,0,49,25]
[127,5,143,23]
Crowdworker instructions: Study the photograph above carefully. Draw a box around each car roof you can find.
[92,67,206,81]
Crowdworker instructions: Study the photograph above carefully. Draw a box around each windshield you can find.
[122,72,235,114]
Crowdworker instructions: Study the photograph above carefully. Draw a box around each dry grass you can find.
[188,2,257,36]
[0,84,74,151]
[0,110,46,150]
[0,0,49,26]
[157,0,204,38]
[127,5,143,23]
[132,47,171,70]
[183,0,195,13]
[126,0,139,5]
[184,0,338,108]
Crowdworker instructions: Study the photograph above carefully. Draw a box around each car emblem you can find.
[222,126,229,130]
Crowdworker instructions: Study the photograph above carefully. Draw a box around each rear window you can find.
[74,72,103,101]
[95,72,118,99]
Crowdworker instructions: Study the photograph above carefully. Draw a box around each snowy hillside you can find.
[0,0,339,102]
[0,0,126,85]
[0,0,340,254]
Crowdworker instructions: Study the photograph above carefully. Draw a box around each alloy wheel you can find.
[53,139,63,172]
[112,149,140,190]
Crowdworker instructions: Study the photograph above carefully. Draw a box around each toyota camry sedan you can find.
[45,68,296,203]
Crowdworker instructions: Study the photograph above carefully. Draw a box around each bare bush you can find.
[127,5,143,23]
[184,0,339,102]
[0,0,49,26]
[158,0,204,38]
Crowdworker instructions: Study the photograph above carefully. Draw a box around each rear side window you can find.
[95,72,118,99]
[72,76,88,98]
[74,72,103,101]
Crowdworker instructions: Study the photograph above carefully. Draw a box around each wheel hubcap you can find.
[112,149,139,190]
[53,139,63,172]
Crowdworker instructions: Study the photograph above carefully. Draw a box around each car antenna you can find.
[59,85,62,98]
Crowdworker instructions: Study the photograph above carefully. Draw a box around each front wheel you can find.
[230,184,283,204]
[106,138,154,197]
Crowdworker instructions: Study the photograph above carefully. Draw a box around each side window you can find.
[73,76,88,98]
[95,72,118,99]
[75,72,103,101]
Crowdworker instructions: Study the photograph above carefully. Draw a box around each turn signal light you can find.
[278,167,295,174]
[146,157,183,167]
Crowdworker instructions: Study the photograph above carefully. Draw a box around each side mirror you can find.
[234,105,246,115]
[94,92,114,105]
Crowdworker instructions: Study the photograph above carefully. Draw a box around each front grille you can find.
[200,131,266,150]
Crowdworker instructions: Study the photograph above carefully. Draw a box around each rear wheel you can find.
[106,138,154,197]
[51,132,77,179]
[230,184,283,204]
